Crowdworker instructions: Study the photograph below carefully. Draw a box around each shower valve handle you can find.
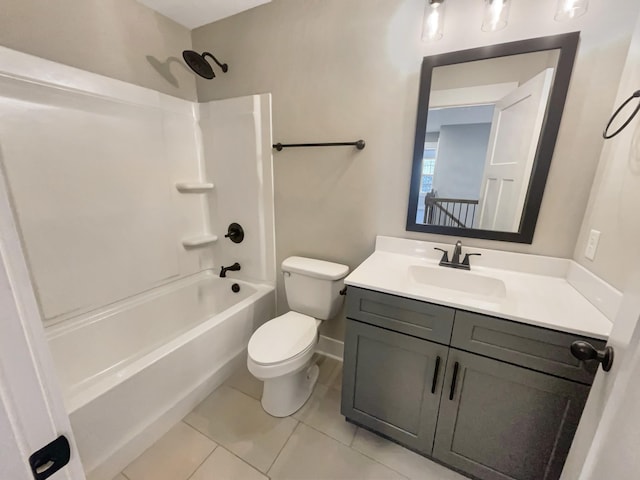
[224,223,244,243]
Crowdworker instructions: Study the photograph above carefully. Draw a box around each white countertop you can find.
[344,237,615,340]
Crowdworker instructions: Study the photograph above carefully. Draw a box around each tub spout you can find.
[220,262,241,278]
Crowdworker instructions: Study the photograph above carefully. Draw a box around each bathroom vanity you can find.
[341,237,614,480]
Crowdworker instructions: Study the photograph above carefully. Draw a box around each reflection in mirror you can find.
[407,34,579,243]
[417,50,559,232]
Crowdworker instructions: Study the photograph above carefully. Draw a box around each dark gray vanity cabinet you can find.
[433,350,589,480]
[342,287,604,480]
[341,287,455,453]
[342,320,449,454]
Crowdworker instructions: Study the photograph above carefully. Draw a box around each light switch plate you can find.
[585,229,601,261]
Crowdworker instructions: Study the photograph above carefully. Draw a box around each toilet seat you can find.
[248,311,317,366]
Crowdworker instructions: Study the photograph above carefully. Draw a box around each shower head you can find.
[182,50,228,80]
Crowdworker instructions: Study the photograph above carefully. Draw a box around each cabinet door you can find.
[433,350,589,480]
[341,319,448,454]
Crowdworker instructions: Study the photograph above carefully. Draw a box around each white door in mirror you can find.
[477,68,554,231]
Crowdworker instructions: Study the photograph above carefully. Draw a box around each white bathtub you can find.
[46,270,275,480]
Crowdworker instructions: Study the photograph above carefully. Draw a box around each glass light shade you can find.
[555,0,589,21]
[482,0,510,32]
[422,1,445,42]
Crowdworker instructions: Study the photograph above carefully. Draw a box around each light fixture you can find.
[422,0,445,42]
[481,0,510,32]
[554,0,589,21]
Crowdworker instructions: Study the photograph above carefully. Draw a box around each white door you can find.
[561,11,640,477]
[559,271,640,480]
[0,167,85,479]
[476,68,554,231]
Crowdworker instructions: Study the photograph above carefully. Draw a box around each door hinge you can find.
[29,435,71,480]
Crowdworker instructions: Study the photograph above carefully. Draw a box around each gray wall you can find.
[0,0,197,100]
[433,123,492,200]
[192,0,639,341]
[573,13,640,292]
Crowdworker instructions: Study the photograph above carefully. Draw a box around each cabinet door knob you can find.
[570,341,614,372]
[449,362,459,400]
[431,356,441,394]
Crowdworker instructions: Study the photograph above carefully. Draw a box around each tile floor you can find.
[115,355,467,480]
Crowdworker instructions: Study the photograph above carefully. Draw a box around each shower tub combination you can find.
[46,271,275,480]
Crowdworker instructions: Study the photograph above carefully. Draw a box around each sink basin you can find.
[409,265,507,298]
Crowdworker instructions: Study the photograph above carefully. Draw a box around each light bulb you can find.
[555,0,589,21]
[422,0,445,42]
[482,0,510,32]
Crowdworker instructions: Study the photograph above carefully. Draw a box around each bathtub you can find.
[45,270,275,480]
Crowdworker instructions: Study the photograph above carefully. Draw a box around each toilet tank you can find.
[282,256,349,320]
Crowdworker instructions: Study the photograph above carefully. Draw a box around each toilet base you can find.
[261,363,320,417]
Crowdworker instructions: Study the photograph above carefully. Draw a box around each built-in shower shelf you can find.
[175,182,215,193]
[182,234,218,248]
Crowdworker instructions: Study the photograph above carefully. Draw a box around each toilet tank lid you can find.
[282,256,349,280]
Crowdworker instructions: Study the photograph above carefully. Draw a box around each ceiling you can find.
[136,0,271,29]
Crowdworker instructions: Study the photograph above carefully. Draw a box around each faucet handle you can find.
[434,247,449,263]
[462,253,481,266]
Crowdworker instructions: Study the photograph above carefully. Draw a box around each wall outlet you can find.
[585,229,601,261]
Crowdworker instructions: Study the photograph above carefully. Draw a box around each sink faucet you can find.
[434,241,481,271]
[220,262,241,278]
[451,240,463,265]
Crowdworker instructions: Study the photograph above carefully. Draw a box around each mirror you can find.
[407,33,579,243]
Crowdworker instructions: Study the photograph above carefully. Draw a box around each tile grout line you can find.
[217,444,272,480]
[180,418,222,461]
[182,418,219,447]
[121,421,218,480]
[293,383,356,447]
[183,386,291,478]
[181,385,264,444]
[184,444,218,480]
[181,418,217,442]
[347,441,412,480]
[303,423,411,480]
[184,362,343,479]
[266,419,301,476]
[225,382,262,402]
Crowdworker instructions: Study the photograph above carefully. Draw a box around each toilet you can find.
[247,256,349,417]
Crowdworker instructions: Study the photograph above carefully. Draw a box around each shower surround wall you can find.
[0,46,275,478]
[0,45,274,324]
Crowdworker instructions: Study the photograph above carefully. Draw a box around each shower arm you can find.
[202,52,228,73]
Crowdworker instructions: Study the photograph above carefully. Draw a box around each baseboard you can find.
[317,335,344,361]
[86,351,245,480]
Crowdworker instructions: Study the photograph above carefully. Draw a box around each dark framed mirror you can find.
[406,32,579,243]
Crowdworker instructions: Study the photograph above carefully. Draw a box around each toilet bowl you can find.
[248,312,320,417]
[247,256,349,417]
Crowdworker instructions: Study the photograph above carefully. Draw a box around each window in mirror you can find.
[407,33,579,243]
